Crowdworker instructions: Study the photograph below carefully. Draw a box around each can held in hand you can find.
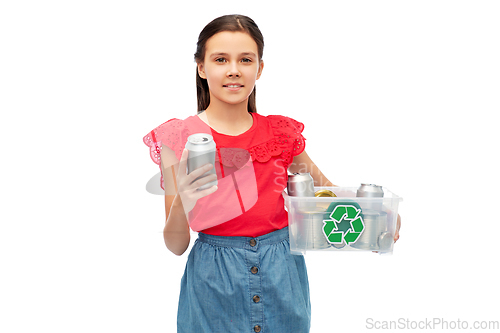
[185,133,217,190]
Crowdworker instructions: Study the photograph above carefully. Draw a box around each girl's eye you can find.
[214,57,252,63]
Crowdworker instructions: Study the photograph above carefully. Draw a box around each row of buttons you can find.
[250,239,261,332]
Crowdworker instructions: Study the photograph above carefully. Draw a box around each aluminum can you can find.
[377,231,394,252]
[314,189,337,197]
[350,210,388,251]
[287,173,315,197]
[296,207,331,250]
[356,183,384,198]
[185,133,217,190]
[356,183,384,210]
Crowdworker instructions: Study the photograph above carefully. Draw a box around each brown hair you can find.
[194,15,264,113]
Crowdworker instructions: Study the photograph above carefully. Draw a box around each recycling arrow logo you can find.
[322,205,365,245]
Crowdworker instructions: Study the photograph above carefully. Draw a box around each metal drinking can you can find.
[356,184,384,197]
[296,207,331,250]
[377,231,394,252]
[357,183,384,210]
[287,173,315,197]
[350,210,388,251]
[185,133,217,190]
[314,189,337,197]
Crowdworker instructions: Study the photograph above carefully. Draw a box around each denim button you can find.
[251,266,258,274]
[253,295,260,303]
[249,239,257,247]
[254,325,261,332]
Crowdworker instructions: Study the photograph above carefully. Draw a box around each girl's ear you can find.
[256,60,264,80]
[197,63,207,79]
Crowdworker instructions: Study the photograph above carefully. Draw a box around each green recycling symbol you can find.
[322,205,365,245]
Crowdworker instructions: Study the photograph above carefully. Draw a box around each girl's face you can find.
[198,31,264,109]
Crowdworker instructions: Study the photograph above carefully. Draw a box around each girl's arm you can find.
[164,194,191,256]
[161,146,191,256]
[161,146,218,256]
[288,150,337,187]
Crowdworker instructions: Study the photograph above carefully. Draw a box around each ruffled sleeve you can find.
[143,118,191,189]
[267,115,306,169]
[143,118,191,164]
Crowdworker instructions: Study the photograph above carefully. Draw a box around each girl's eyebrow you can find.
[210,52,257,58]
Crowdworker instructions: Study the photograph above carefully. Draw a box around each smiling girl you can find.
[144,14,399,333]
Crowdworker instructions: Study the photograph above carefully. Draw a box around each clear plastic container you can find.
[283,186,402,255]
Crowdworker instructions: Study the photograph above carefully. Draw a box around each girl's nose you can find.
[227,64,241,78]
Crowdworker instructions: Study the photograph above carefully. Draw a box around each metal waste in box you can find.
[283,186,402,255]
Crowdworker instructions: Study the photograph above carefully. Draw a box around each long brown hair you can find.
[194,15,264,113]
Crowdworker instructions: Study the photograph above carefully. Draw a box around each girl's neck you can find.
[200,100,253,136]
[205,99,249,121]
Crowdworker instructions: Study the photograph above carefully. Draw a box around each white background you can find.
[1,1,499,332]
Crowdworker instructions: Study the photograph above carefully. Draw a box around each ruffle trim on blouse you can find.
[264,115,305,169]
[143,118,188,166]
[143,115,305,170]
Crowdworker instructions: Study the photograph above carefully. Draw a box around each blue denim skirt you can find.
[177,227,311,333]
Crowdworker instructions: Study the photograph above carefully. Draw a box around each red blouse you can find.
[143,112,305,237]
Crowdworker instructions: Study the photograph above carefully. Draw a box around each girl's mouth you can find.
[223,84,244,91]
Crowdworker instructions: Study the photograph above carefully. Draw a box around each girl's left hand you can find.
[394,214,401,243]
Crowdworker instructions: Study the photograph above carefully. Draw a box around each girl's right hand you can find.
[176,148,218,214]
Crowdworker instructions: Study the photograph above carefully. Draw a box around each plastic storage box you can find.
[283,186,402,255]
